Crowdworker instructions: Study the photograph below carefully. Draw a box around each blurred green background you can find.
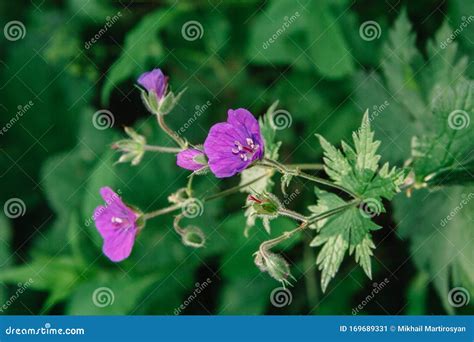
[0,0,473,315]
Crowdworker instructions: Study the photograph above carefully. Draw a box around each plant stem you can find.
[286,163,324,171]
[260,158,358,199]
[142,203,182,220]
[143,145,182,153]
[156,113,187,148]
[203,171,273,202]
[143,171,273,221]
[278,208,308,222]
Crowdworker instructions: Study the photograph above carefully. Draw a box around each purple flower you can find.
[177,148,207,171]
[93,187,139,262]
[137,68,168,99]
[203,108,264,178]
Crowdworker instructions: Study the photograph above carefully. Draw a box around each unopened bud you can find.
[254,250,292,285]
[181,226,206,248]
[248,193,280,217]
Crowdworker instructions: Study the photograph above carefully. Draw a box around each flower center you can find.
[111,216,131,229]
[231,138,259,162]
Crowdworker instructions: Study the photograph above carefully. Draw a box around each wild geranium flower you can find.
[176,148,207,171]
[93,187,141,262]
[137,68,168,99]
[203,108,264,178]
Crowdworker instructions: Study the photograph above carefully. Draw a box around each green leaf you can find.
[101,9,180,105]
[317,111,404,200]
[66,275,156,315]
[0,256,82,311]
[393,187,474,313]
[309,188,379,292]
[411,79,474,186]
[311,112,404,291]
[305,0,354,78]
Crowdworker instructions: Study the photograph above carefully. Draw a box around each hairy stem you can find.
[156,113,187,148]
[278,208,308,222]
[142,203,182,220]
[260,158,358,199]
[143,145,182,153]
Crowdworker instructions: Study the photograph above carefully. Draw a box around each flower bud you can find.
[254,250,292,285]
[112,127,146,166]
[181,226,206,248]
[247,193,280,217]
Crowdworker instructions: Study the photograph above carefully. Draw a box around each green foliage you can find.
[310,113,404,292]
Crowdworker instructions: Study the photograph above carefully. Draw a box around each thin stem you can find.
[278,208,308,222]
[186,173,195,198]
[156,114,187,148]
[260,158,358,199]
[142,203,182,220]
[259,200,359,255]
[286,163,324,171]
[203,171,273,202]
[143,145,182,153]
[142,171,273,221]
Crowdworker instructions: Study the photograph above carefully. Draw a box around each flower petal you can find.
[137,68,167,98]
[204,123,251,178]
[102,228,137,262]
[177,148,206,171]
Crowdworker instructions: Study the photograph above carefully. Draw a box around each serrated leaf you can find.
[412,79,473,185]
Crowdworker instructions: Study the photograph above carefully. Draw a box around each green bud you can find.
[112,127,146,166]
[248,193,281,217]
[181,226,206,248]
[254,250,292,285]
